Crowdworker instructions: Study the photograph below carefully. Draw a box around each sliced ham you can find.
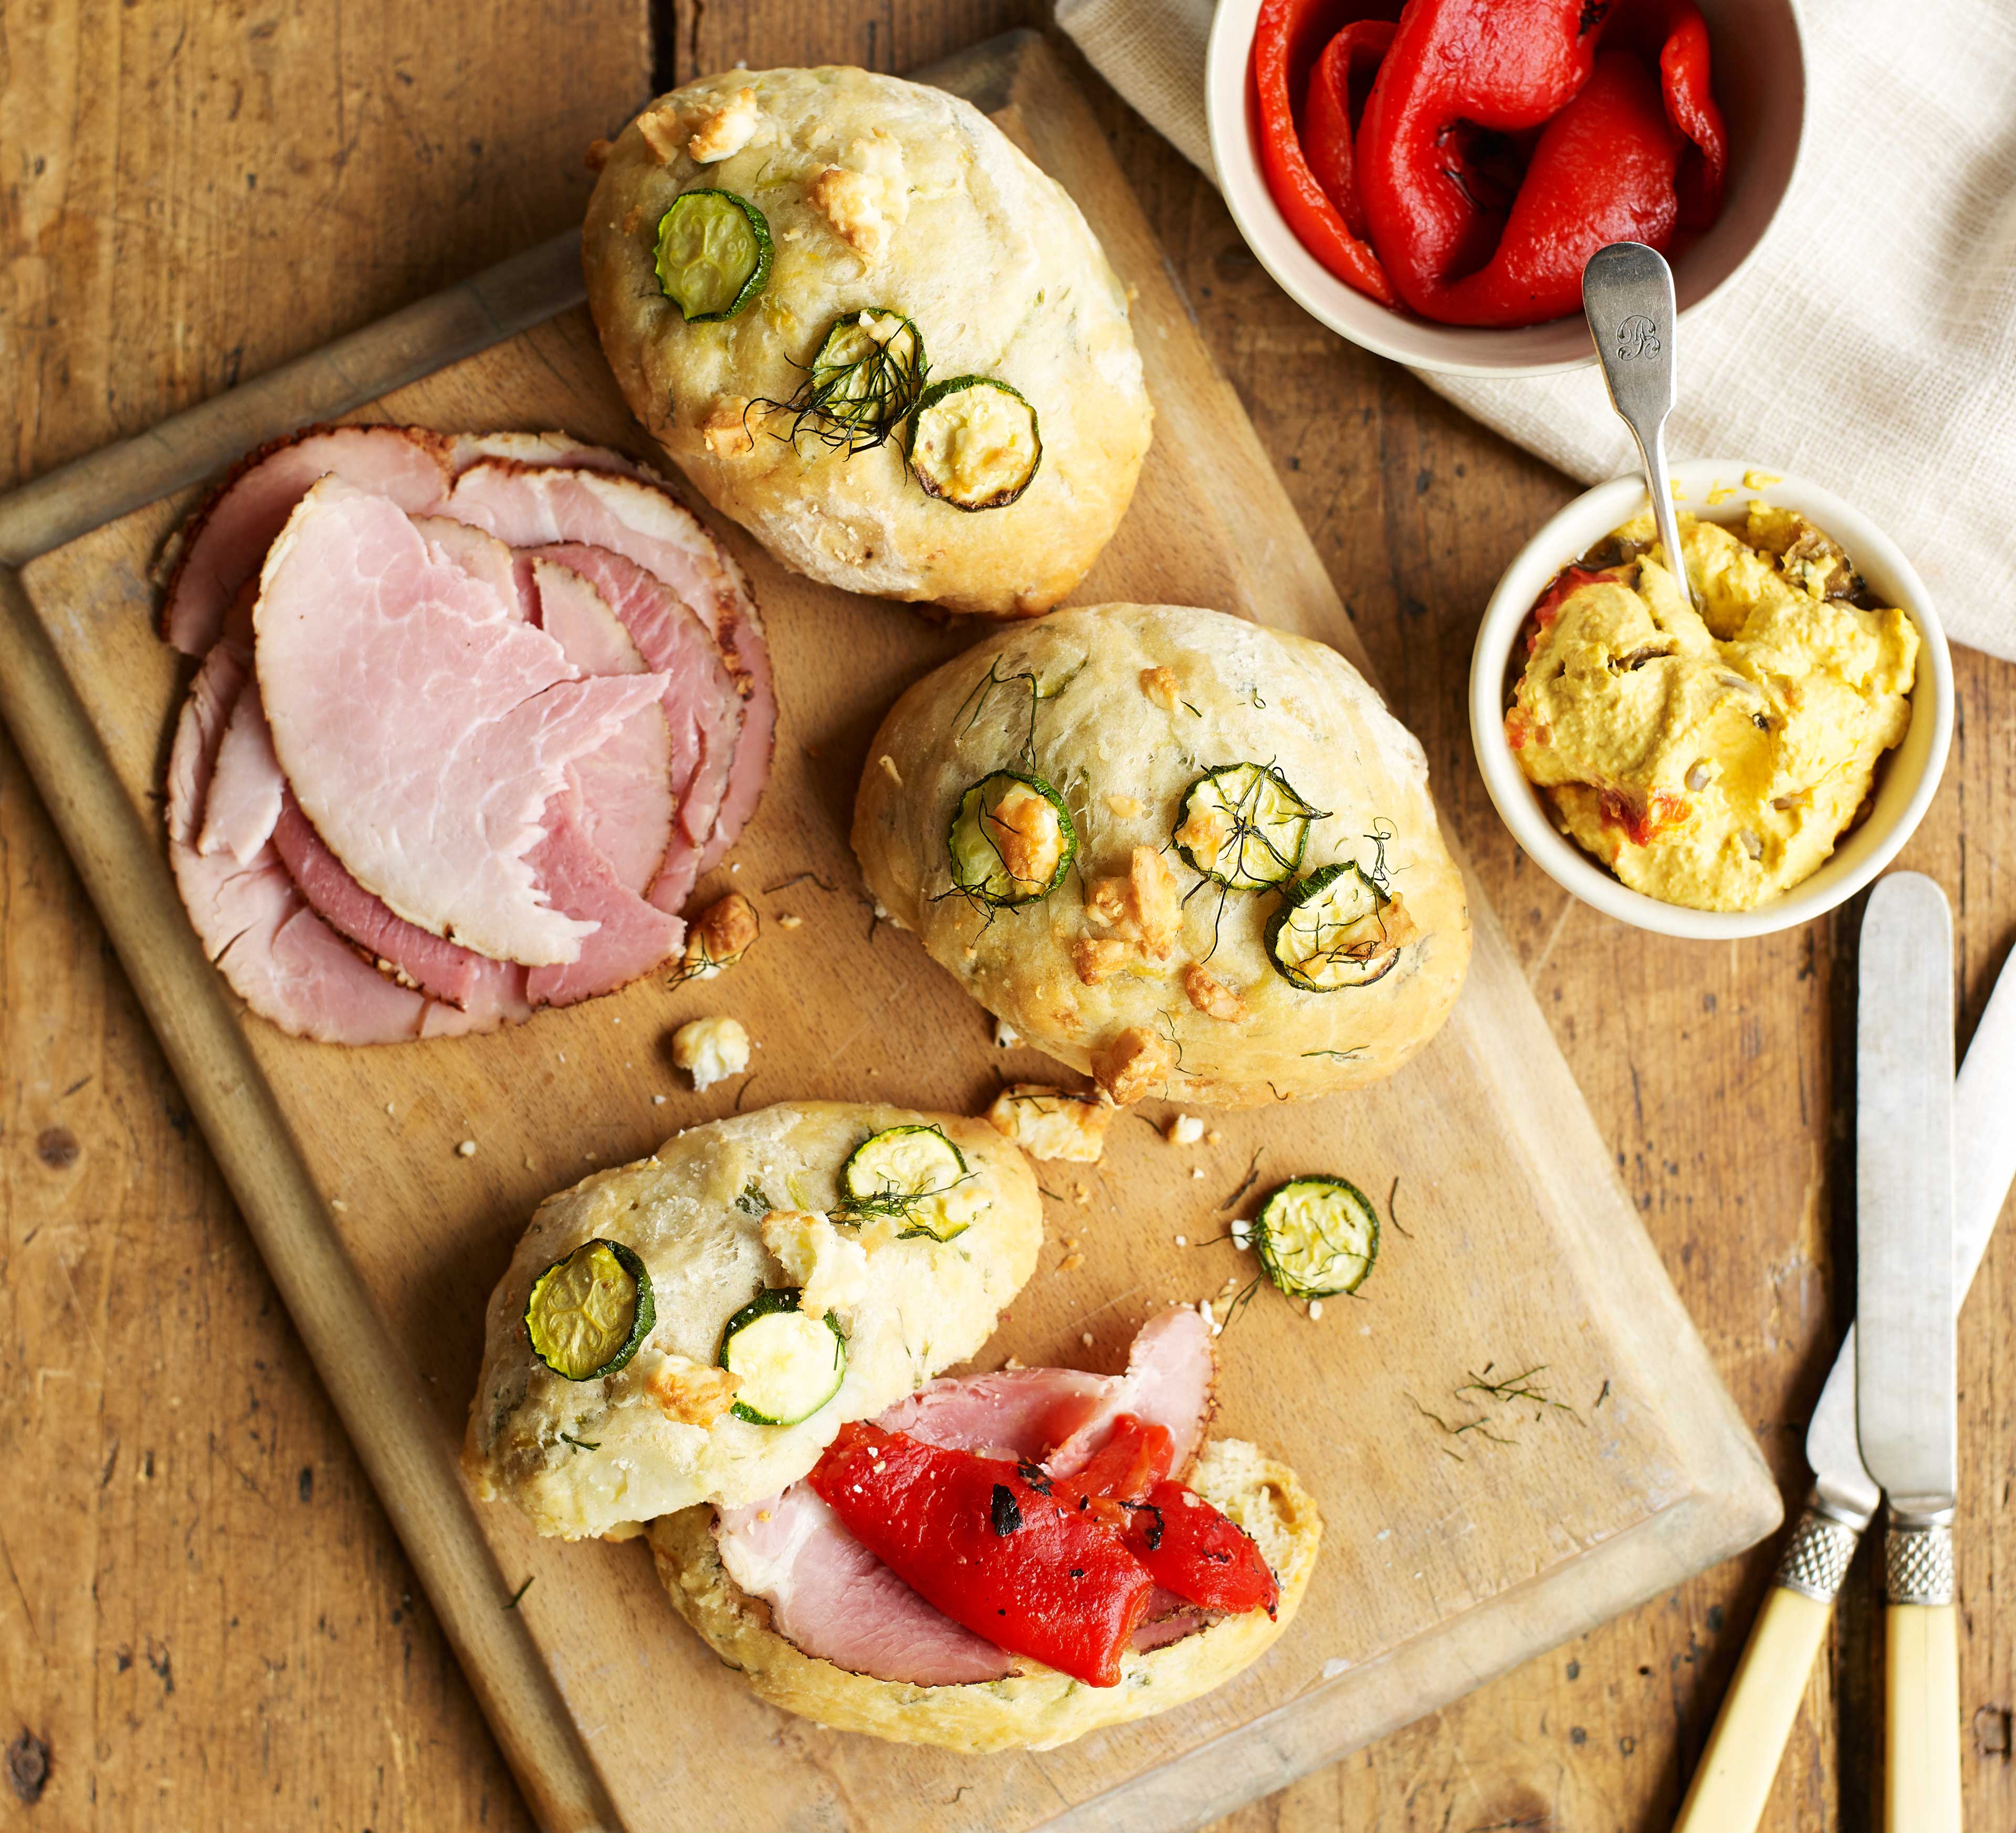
[528,540,742,915]
[715,1312,1222,1687]
[1046,1306,1218,1481]
[196,683,285,864]
[715,1488,1012,1687]
[162,425,455,656]
[167,647,450,1045]
[254,479,668,968]
[443,457,774,865]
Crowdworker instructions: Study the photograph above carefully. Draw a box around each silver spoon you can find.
[1582,242,1702,613]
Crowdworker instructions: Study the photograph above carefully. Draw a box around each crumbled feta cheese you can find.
[760,1209,868,1319]
[993,1015,1022,1049]
[644,1353,742,1427]
[672,1015,750,1091]
[675,893,759,983]
[456,1139,477,1158]
[686,86,759,163]
[1165,1113,1205,1146]
[808,164,889,259]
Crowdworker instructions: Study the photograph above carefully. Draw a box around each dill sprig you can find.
[1219,1149,1264,1211]
[1385,1174,1413,1239]
[1455,1363,1577,1419]
[748,307,927,455]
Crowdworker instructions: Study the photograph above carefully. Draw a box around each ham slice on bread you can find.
[712,1308,1221,1683]
[158,426,772,1044]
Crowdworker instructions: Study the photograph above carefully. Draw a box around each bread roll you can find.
[583,67,1152,616]
[853,604,1471,1105]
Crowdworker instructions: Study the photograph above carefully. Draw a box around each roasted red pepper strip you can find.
[1364,30,1682,327]
[1302,19,1395,239]
[1069,1412,1175,1503]
[812,1421,1152,1687]
[1254,0,1398,305]
[1608,0,1726,227]
[1123,1482,1281,1618]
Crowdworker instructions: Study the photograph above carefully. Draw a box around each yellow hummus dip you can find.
[1507,504,1918,912]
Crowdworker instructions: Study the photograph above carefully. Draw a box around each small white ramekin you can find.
[1203,0,1808,377]
[1468,460,1953,940]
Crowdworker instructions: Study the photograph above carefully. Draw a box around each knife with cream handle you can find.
[1856,873,1958,1831]
[1676,874,2000,1832]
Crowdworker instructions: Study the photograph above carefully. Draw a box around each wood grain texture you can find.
[3,34,1776,1830]
[0,6,2010,1833]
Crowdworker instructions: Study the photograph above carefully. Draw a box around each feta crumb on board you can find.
[673,1015,750,1092]
[1163,1112,1205,1145]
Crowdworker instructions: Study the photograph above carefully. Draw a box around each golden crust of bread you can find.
[583,66,1152,616]
[852,604,1472,1105]
[646,1437,1321,1751]
[466,1102,1041,1539]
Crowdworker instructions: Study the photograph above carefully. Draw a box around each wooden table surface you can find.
[1,4,2009,1829]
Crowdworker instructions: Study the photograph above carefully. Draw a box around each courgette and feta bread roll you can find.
[465,1102,1042,1540]
[582,67,1152,616]
[853,604,1472,1106]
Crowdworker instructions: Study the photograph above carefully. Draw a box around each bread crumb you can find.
[1207,1129,1224,1145]
[777,913,803,930]
[584,137,613,173]
[1057,1252,1084,1273]
[1173,1233,1186,1247]
[1165,1113,1205,1145]
[984,1083,1114,1162]
[651,1094,667,1106]
[330,1198,349,1213]
[456,1139,477,1158]
[1080,1332,1095,1347]
[675,892,759,983]
[673,1015,750,1091]
[878,753,903,788]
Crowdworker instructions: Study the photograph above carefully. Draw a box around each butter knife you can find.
[1676,873,1993,1831]
[1856,872,1959,1829]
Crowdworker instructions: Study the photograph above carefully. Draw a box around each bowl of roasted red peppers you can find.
[1207,0,1806,373]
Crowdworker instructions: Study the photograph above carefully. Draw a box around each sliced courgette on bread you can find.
[947,770,1077,908]
[525,1239,656,1380]
[838,1124,980,1241]
[1173,763,1322,891]
[719,1288,847,1427]
[909,376,1041,510]
[655,188,772,322]
[1264,863,1407,991]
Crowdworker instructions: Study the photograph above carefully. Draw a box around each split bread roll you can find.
[646,1437,1321,1752]
[583,66,1152,616]
[853,604,1472,1105]
[466,1103,1041,1539]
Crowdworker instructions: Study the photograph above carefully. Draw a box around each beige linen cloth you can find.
[1055,0,2016,661]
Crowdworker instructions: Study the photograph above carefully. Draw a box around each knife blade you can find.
[1855,871,1959,1833]
[1674,882,2004,1833]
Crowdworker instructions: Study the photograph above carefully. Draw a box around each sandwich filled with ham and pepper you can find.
[468,1103,1321,1751]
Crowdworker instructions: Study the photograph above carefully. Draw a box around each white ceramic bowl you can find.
[1204,0,1808,375]
[1468,460,1953,940]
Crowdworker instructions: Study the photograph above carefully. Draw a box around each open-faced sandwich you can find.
[582,67,1153,616]
[467,1101,1320,1750]
[852,603,1471,1105]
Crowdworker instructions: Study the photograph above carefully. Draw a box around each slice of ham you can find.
[196,682,285,864]
[715,1488,1012,1687]
[167,646,481,1045]
[162,425,456,656]
[713,1311,1221,1687]
[531,558,677,894]
[254,479,668,968]
[526,540,742,914]
[443,458,773,866]
[1046,1306,1218,1482]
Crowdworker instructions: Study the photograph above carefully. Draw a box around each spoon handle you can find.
[1582,242,1696,610]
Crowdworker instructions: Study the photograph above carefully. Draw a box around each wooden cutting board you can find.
[0,30,1778,1833]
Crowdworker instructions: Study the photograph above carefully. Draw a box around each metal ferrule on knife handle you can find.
[1772,1498,1862,1602]
[1885,1512,1956,1606]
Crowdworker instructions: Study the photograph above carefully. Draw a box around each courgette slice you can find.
[718,1289,847,1427]
[909,376,1042,511]
[1252,1177,1379,1299]
[1265,862,1405,991]
[947,770,1078,908]
[654,189,772,322]
[839,1124,979,1241]
[807,308,927,445]
[524,1239,656,1381]
[1173,763,1322,890]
